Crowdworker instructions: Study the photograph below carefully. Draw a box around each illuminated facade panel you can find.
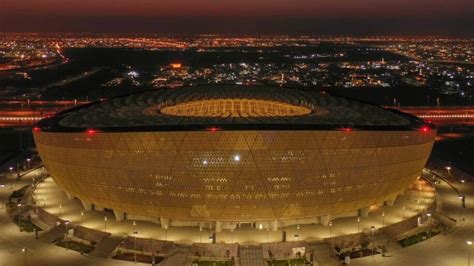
[33,131,436,222]
[33,85,436,223]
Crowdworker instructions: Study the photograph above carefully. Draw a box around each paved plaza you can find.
[33,177,435,245]
[0,152,472,265]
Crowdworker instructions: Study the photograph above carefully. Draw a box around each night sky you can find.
[1,0,473,35]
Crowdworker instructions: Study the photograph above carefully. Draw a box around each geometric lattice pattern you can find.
[34,129,435,222]
[159,98,313,118]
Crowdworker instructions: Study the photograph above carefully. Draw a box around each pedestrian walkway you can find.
[239,246,265,266]
[39,223,66,243]
[162,247,192,266]
[0,173,133,265]
[89,235,126,258]
[309,242,340,266]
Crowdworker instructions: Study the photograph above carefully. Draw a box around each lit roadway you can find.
[37,67,104,91]
[398,107,474,127]
[352,168,474,266]
[0,99,89,127]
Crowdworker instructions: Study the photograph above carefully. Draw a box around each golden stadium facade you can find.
[33,85,436,230]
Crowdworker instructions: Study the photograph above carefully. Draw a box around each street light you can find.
[65,220,70,248]
[26,158,31,169]
[293,224,301,241]
[265,228,269,243]
[329,221,333,238]
[231,229,234,243]
[9,167,13,189]
[41,166,46,181]
[22,248,27,266]
[0,184,4,194]
[59,204,62,218]
[104,216,108,232]
[459,195,465,221]
[133,231,138,264]
[371,226,375,256]
[467,240,472,266]
[426,213,432,237]
[80,211,84,225]
[357,216,361,233]
[446,166,452,177]
[199,227,203,243]
[17,203,22,231]
[164,225,168,240]
[382,212,385,227]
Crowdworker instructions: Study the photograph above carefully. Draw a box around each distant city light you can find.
[127,71,139,78]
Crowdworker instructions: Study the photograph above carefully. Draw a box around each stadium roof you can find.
[37,85,429,132]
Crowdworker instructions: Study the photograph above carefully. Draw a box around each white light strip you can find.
[0,117,44,121]
[418,114,474,119]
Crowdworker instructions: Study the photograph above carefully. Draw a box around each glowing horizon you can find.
[1,0,473,35]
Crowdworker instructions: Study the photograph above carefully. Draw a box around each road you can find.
[0,99,89,127]
[399,106,474,127]
[351,167,474,266]
[37,67,105,91]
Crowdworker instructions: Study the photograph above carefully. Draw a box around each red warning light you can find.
[208,127,220,132]
[86,129,97,136]
[341,127,352,132]
[33,127,41,132]
[420,126,429,133]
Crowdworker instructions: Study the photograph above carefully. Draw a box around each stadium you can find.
[33,85,436,231]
